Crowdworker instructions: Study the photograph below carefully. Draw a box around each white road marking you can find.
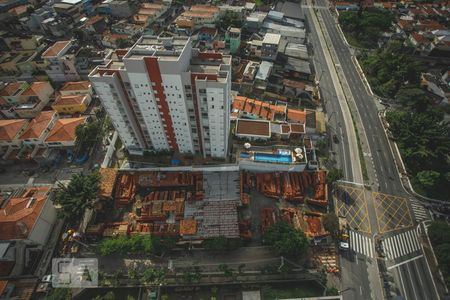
[387,255,424,270]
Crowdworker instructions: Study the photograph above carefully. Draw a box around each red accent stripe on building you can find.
[143,57,178,152]
[110,70,149,149]
[190,73,218,156]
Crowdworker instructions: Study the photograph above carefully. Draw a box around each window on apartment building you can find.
[199,89,206,94]
[185,85,191,90]
[211,105,214,109]
[201,113,208,117]
[186,93,192,98]
[134,84,139,88]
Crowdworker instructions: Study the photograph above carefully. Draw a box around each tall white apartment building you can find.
[89,35,232,158]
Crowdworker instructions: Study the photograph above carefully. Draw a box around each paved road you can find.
[315,0,403,196]
[305,1,440,299]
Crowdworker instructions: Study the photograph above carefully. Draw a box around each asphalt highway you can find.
[305,1,440,299]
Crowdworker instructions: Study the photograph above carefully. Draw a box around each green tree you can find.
[103,291,115,300]
[75,120,103,153]
[395,87,431,113]
[97,235,156,256]
[263,222,309,259]
[327,168,343,183]
[322,213,339,237]
[44,289,70,300]
[116,38,131,48]
[428,221,450,246]
[218,264,233,278]
[54,171,100,222]
[415,170,441,189]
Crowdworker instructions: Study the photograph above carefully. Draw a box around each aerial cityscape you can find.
[0,0,449,299]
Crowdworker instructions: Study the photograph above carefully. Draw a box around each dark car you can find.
[333,134,339,144]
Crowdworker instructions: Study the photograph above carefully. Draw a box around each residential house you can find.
[261,33,281,61]
[109,0,138,18]
[0,119,29,159]
[133,3,167,27]
[41,16,75,38]
[0,81,29,105]
[0,186,57,276]
[83,15,106,34]
[14,81,54,118]
[41,40,80,83]
[52,94,91,114]
[59,80,92,96]
[101,31,129,48]
[176,5,219,30]
[225,27,241,54]
[26,3,55,32]
[112,20,145,37]
[45,116,86,147]
[235,119,271,141]
[75,48,109,79]
[19,110,57,158]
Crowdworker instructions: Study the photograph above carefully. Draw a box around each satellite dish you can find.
[297,154,303,160]
[244,143,251,149]
[295,148,303,154]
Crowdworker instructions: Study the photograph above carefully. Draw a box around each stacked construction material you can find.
[239,219,252,240]
[303,211,328,237]
[115,174,137,208]
[240,172,251,206]
[306,170,327,207]
[261,208,277,234]
[201,200,239,238]
[256,173,281,199]
[312,245,339,274]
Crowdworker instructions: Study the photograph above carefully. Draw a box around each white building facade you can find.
[89,35,231,158]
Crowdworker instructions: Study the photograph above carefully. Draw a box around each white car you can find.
[42,275,53,283]
[339,241,350,250]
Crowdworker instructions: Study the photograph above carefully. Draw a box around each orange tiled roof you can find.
[180,219,197,235]
[287,108,307,123]
[60,81,91,92]
[182,11,215,18]
[190,5,219,12]
[85,15,104,26]
[0,82,23,97]
[141,3,163,9]
[21,82,50,96]
[0,186,50,240]
[98,168,118,198]
[42,41,70,58]
[411,32,430,44]
[232,95,286,121]
[53,94,87,106]
[133,14,150,23]
[138,8,158,16]
[0,119,28,141]
[45,117,86,142]
[20,111,55,140]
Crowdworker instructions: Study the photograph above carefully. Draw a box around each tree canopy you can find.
[428,221,450,289]
[361,41,425,98]
[322,213,339,237]
[97,235,175,256]
[386,110,450,199]
[75,119,103,154]
[54,172,100,222]
[263,221,309,259]
[216,11,243,30]
[339,9,394,48]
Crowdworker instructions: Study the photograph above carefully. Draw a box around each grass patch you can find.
[261,282,322,299]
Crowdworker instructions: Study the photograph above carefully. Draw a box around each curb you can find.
[351,54,446,205]
[422,222,449,295]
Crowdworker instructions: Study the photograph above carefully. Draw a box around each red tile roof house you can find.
[0,119,29,160]
[13,81,55,119]
[0,186,57,276]
[45,116,87,148]
[18,111,58,159]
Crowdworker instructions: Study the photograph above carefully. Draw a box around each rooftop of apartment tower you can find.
[126,35,189,61]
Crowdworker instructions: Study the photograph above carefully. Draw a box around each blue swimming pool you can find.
[253,152,292,164]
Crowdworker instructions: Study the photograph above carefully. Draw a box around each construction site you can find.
[86,168,338,274]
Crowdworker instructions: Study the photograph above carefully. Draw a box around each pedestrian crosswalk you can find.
[349,230,374,258]
[409,198,430,222]
[381,230,421,261]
